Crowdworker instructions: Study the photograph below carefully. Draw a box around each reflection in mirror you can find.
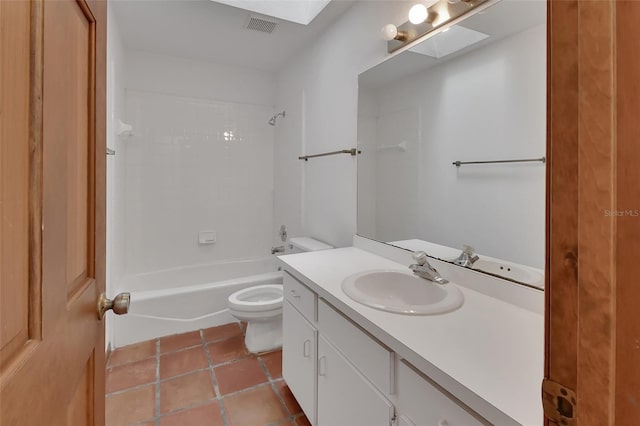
[357,0,546,288]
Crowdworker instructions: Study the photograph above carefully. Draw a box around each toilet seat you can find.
[228,284,283,313]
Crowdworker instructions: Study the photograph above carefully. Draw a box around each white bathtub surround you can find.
[278,240,543,425]
[105,47,280,349]
[119,256,276,292]
[123,90,276,275]
[112,259,281,347]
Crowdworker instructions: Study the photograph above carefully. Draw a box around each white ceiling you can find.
[111,0,355,72]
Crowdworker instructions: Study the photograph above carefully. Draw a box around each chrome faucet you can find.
[271,245,285,255]
[453,245,479,268]
[409,251,449,284]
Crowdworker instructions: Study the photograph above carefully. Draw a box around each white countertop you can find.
[278,246,544,426]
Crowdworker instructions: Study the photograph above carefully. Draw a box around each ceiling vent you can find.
[246,15,278,34]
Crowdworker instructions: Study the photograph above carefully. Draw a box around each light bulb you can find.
[408,4,428,24]
[381,24,399,41]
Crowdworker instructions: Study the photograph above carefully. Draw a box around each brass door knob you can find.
[97,292,130,320]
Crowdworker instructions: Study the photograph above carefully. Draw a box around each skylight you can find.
[410,25,490,59]
[211,0,332,25]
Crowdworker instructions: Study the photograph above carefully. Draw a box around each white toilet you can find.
[227,237,333,353]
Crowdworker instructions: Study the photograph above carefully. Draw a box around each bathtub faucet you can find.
[271,245,285,255]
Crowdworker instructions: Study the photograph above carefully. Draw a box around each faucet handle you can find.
[462,244,476,254]
[412,251,428,266]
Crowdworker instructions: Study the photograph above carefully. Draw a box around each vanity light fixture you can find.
[381,24,407,41]
[408,4,428,24]
[383,0,496,53]
[408,1,439,24]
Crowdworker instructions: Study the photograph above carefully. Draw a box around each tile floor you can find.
[106,323,311,426]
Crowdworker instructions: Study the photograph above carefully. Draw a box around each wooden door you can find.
[546,0,640,424]
[0,0,107,424]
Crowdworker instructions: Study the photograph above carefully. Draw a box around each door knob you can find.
[97,292,130,319]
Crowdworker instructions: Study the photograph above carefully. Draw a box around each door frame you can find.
[546,0,640,423]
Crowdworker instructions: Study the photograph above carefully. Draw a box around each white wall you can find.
[106,2,127,349]
[274,1,412,248]
[119,52,277,276]
[126,50,275,106]
[362,25,546,268]
[276,2,545,269]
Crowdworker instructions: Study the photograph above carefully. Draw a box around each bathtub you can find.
[111,257,282,348]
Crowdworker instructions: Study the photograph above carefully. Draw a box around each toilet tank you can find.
[285,237,333,254]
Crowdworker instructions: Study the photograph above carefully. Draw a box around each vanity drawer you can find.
[396,360,487,426]
[284,272,316,322]
[317,299,393,396]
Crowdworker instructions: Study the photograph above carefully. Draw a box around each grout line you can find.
[202,329,231,426]
[156,397,219,419]
[202,331,221,399]
[158,342,203,356]
[269,381,296,421]
[154,339,161,424]
[208,354,253,368]
[258,355,299,423]
[257,355,274,382]
[106,380,158,398]
[216,381,273,399]
[266,419,292,426]
[107,338,159,369]
[159,366,210,384]
[259,356,289,413]
[108,353,157,370]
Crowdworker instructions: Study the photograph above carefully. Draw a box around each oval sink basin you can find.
[341,270,464,315]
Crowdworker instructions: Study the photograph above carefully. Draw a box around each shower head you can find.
[268,111,286,126]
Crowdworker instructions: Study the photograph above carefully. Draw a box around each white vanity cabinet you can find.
[283,271,318,424]
[282,300,317,424]
[283,271,490,426]
[317,334,394,426]
[284,271,395,426]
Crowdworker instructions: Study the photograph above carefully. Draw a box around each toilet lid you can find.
[228,284,283,312]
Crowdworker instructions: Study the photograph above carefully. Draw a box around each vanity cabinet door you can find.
[283,300,317,424]
[317,335,394,426]
[396,360,486,426]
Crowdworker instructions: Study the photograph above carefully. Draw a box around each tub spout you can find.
[271,245,285,255]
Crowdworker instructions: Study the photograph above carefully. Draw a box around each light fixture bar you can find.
[386,0,493,53]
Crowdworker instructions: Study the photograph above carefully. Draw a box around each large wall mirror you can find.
[357,0,546,288]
